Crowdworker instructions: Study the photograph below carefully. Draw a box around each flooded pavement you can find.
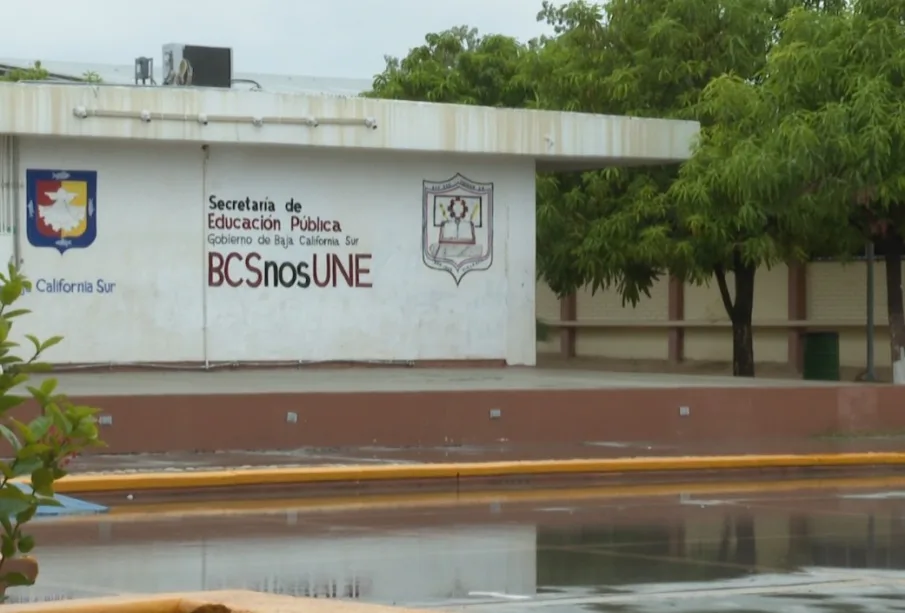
[11,477,905,612]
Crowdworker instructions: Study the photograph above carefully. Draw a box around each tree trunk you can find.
[731,260,756,378]
[714,253,757,378]
[883,232,905,383]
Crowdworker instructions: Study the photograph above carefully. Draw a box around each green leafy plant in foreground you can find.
[0,265,102,597]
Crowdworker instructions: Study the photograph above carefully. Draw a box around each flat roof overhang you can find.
[0,83,699,170]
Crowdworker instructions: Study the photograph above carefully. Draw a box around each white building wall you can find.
[16,138,536,365]
[19,139,204,363]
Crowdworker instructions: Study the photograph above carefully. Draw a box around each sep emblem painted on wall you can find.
[26,169,98,255]
[422,173,494,285]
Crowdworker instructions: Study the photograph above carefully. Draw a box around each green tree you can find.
[666,76,842,375]
[0,266,102,597]
[531,0,836,376]
[365,25,533,106]
[732,1,905,377]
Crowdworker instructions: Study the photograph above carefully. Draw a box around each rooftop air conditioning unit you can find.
[162,43,232,88]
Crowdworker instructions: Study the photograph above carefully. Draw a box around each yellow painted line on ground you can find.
[44,473,905,524]
[41,453,905,494]
[4,597,179,613]
[4,592,295,613]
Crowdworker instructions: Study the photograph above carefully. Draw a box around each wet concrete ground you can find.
[69,438,905,474]
[11,476,905,612]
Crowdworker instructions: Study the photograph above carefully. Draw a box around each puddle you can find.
[8,484,905,611]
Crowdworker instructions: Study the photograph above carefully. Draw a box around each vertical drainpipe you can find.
[201,144,210,369]
[0,136,8,262]
[0,135,20,268]
[11,136,21,268]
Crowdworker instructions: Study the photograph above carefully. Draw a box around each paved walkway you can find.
[28,367,849,397]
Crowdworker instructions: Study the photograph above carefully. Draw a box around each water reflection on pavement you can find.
[10,478,905,612]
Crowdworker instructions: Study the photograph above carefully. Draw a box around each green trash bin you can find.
[802,331,840,381]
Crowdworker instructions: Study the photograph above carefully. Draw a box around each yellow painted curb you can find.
[2,598,179,613]
[35,452,905,494]
[47,474,905,524]
[2,590,430,613]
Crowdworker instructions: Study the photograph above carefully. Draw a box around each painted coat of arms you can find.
[422,173,494,285]
[26,169,98,255]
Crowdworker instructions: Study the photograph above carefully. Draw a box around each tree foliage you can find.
[1,61,102,84]
[0,266,103,597]
[532,0,826,376]
[366,26,533,107]
[709,0,905,371]
[0,61,50,83]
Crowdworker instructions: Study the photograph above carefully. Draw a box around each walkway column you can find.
[668,276,685,363]
[560,293,577,358]
[787,263,807,372]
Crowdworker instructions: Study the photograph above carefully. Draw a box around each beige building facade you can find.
[537,260,887,377]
